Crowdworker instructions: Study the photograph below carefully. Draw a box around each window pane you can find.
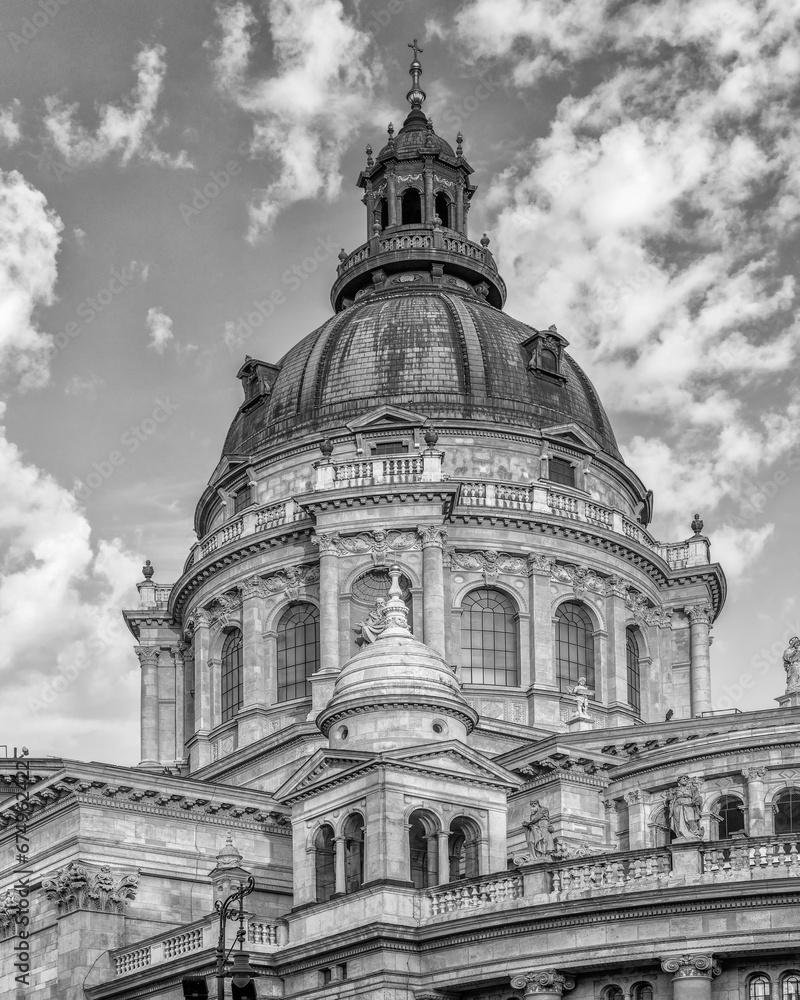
[627,628,641,713]
[459,588,518,685]
[221,629,243,723]
[555,602,595,694]
[277,603,320,702]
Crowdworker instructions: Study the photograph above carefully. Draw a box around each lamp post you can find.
[208,832,257,998]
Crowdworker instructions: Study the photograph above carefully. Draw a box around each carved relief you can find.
[43,862,139,915]
[417,525,447,549]
[0,890,22,933]
[450,549,527,583]
[206,590,242,630]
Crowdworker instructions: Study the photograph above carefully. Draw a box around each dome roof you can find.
[376,111,455,161]
[222,286,622,460]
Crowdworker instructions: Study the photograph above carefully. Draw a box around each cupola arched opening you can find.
[343,813,365,893]
[314,824,336,903]
[555,601,595,694]
[459,587,519,685]
[713,794,745,839]
[408,809,439,888]
[774,788,800,835]
[220,628,243,723]
[401,187,422,225]
[434,191,451,227]
[626,626,641,713]
[448,815,481,880]
[378,197,389,230]
[276,603,320,703]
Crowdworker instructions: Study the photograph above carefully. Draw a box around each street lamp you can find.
[208,832,258,999]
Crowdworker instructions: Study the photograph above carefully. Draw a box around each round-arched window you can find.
[460,588,518,685]
[627,627,641,713]
[540,347,558,373]
[781,974,800,1000]
[774,789,800,835]
[401,188,422,225]
[277,603,320,703]
[631,983,653,1000]
[220,629,243,723]
[749,975,771,1000]
[715,795,745,839]
[555,602,595,693]
[434,191,450,227]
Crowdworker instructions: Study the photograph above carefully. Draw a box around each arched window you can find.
[627,627,641,713]
[221,629,243,723]
[314,825,336,903]
[352,569,413,639]
[631,984,654,1000]
[460,588,518,685]
[548,456,576,487]
[343,814,365,893]
[277,604,319,703]
[540,347,558,373]
[378,197,388,230]
[448,816,480,880]
[434,191,450,227]
[774,789,800,835]
[555,602,595,694]
[749,975,771,1000]
[401,188,422,225]
[603,988,624,1000]
[781,974,800,1000]
[715,794,745,839]
[408,810,439,888]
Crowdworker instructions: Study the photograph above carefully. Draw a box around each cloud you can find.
[73,226,87,249]
[445,0,800,540]
[0,169,62,389]
[146,306,174,353]
[64,373,102,400]
[210,0,385,240]
[0,101,21,146]
[43,44,193,169]
[0,169,141,761]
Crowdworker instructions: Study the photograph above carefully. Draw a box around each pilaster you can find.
[134,646,160,767]
[418,524,447,656]
[742,766,767,836]
[685,603,712,715]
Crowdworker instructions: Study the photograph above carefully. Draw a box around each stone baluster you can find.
[511,970,575,1000]
[417,525,447,656]
[661,955,720,1000]
[742,766,767,837]
[685,604,713,716]
[134,646,160,767]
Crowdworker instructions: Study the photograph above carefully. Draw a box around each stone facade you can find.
[1,49,798,1000]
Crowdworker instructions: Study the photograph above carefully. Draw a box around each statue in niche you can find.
[353,598,388,646]
[783,636,800,692]
[668,775,703,840]
[523,799,555,860]
[568,676,593,718]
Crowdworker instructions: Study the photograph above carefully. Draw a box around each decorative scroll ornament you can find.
[623,788,649,805]
[207,590,242,630]
[511,971,576,995]
[327,529,421,566]
[312,531,344,556]
[133,646,159,666]
[450,549,527,582]
[626,591,650,624]
[43,862,139,915]
[416,524,447,549]
[646,606,675,628]
[0,890,22,931]
[551,562,602,599]
[183,608,212,639]
[527,554,555,575]
[742,766,767,781]
[661,955,721,979]
[684,603,713,625]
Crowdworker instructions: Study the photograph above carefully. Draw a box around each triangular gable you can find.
[207,453,250,486]
[346,404,429,431]
[381,740,520,789]
[541,423,601,454]
[274,747,377,802]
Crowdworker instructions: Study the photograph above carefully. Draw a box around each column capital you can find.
[526,553,554,576]
[312,530,343,556]
[511,971,575,996]
[684,603,713,625]
[417,524,447,549]
[742,766,767,782]
[623,788,650,805]
[661,955,720,979]
[134,646,160,666]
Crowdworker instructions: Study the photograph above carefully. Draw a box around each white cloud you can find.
[43,44,193,169]
[0,169,62,389]
[146,306,174,353]
[447,0,800,540]
[73,226,86,249]
[64,373,102,400]
[0,169,141,761]
[211,0,385,240]
[0,101,21,146]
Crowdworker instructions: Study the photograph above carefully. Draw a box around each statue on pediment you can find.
[354,598,388,646]
[668,775,703,840]
[783,636,800,692]
[523,799,555,860]
[568,676,593,718]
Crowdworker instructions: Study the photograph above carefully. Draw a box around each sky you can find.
[0,0,799,764]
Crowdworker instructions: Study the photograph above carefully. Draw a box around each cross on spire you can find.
[408,38,423,61]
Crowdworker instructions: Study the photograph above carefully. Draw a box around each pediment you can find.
[274,748,377,802]
[208,453,250,486]
[346,404,429,431]
[541,423,600,454]
[381,741,520,788]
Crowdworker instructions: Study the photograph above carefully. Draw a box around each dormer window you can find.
[523,325,568,382]
[548,456,576,488]
[540,347,558,373]
[233,485,253,513]
[371,440,409,456]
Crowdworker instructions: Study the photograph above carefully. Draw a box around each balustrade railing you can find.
[428,872,523,915]
[701,836,800,876]
[335,227,499,277]
[549,849,672,894]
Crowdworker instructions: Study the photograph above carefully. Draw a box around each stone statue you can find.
[783,636,800,692]
[568,676,593,718]
[353,598,388,646]
[668,775,703,840]
[522,799,555,859]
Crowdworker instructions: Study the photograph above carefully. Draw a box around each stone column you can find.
[510,970,575,1000]
[418,525,447,655]
[423,161,434,222]
[624,789,650,850]
[310,532,342,718]
[364,184,375,241]
[173,644,185,761]
[742,766,767,836]
[661,955,720,1000]
[334,836,346,895]
[527,556,556,690]
[437,831,450,886]
[387,168,398,226]
[241,581,267,709]
[425,834,438,885]
[193,610,213,733]
[134,646,160,767]
[685,604,713,716]
[455,179,465,233]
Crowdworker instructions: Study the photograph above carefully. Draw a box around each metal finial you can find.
[366,143,373,167]
[480,233,490,248]
[142,559,154,581]
[456,131,463,156]
[338,248,347,262]
[387,122,394,137]
[408,38,423,61]
[406,39,426,109]
[691,513,704,536]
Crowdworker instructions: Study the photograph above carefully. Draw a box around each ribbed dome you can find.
[222,286,622,460]
[376,116,455,160]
